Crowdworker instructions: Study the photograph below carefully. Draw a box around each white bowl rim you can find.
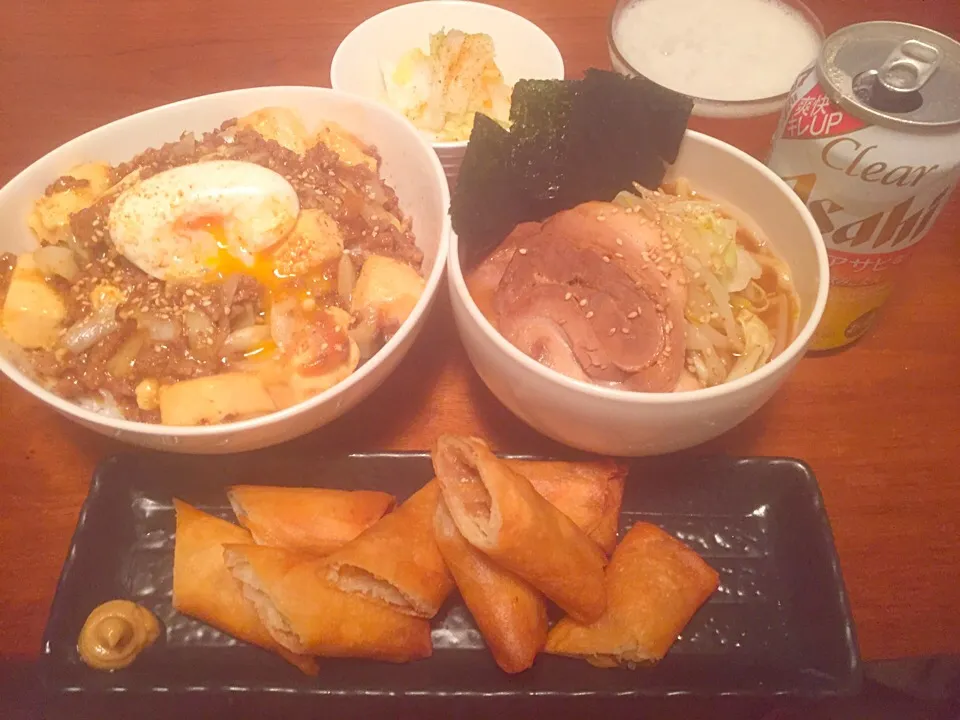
[0,85,451,436]
[330,0,565,152]
[447,129,830,406]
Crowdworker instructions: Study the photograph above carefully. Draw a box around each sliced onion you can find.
[348,310,380,361]
[107,330,146,378]
[685,321,732,353]
[231,303,256,331]
[697,321,733,351]
[64,307,121,354]
[269,298,298,350]
[222,324,271,356]
[337,253,356,303]
[77,390,125,419]
[184,309,215,351]
[138,312,181,342]
[221,274,241,309]
[684,322,712,352]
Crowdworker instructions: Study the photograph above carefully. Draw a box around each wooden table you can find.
[1,0,958,685]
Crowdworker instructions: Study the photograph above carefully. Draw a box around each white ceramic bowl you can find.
[331,0,565,183]
[0,86,450,454]
[448,131,829,456]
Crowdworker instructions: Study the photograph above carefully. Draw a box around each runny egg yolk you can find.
[176,216,338,360]
[175,215,290,290]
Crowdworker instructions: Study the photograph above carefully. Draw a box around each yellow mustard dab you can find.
[77,600,161,671]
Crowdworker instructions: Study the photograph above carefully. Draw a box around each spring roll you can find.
[171,500,318,675]
[432,435,608,624]
[227,485,395,554]
[434,498,548,674]
[546,522,719,667]
[323,480,454,618]
[506,459,626,554]
[223,543,432,662]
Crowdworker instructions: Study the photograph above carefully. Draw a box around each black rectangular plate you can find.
[39,453,860,718]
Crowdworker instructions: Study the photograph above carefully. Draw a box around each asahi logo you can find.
[782,172,950,253]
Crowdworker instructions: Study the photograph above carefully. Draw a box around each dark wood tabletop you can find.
[1,0,958,677]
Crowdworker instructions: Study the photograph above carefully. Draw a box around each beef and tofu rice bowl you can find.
[0,107,425,425]
[453,71,800,394]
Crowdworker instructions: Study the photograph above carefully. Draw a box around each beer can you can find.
[767,21,960,350]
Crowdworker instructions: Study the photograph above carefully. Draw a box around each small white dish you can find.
[331,0,565,183]
[0,86,450,454]
[447,130,829,456]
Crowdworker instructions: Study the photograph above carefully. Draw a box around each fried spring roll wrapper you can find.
[323,480,454,618]
[546,522,719,667]
[506,459,627,554]
[434,499,548,674]
[227,485,395,554]
[171,500,318,676]
[432,435,608,624]
[223,543,432,662]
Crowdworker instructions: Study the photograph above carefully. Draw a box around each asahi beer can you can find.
[767,21,960,350]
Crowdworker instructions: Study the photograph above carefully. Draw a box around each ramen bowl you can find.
[0,86,450,454]
[448,130,828,456]
[331,0,565,184]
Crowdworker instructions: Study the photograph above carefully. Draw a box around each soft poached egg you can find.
[108,160,300,282]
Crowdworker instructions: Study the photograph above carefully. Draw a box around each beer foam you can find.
[613,0,821,103]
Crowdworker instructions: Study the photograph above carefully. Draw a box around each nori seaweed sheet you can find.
[508,79,580,216]
[450,68,694,270]
[450,114,524,270]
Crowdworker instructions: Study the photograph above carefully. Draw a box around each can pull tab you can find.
[877,40,941,94]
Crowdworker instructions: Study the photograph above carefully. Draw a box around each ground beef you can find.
[45,176,92,196]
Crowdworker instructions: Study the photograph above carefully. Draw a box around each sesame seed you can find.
[615,238,623,246]
[615,252,624,259]
[627,311,638,319]
[621,327,630,334]
[596,215,606,222]
[608,328,617,336]
[518,248,528,255]
[585,311,594,319]
[602,256,611,263]
[564,292,572,300]
[579,298,588,307]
